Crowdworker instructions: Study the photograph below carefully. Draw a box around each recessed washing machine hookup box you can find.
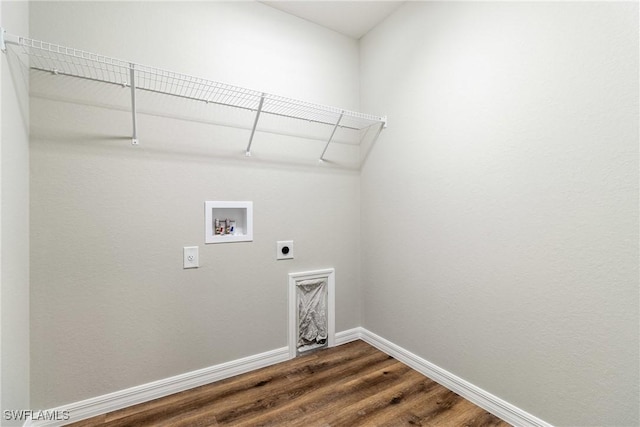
[205,201,253,244]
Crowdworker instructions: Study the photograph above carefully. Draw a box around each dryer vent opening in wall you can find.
[297,278,328,353]
[289,269,335,358]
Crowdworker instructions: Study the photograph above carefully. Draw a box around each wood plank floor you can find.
[68,340,511,426]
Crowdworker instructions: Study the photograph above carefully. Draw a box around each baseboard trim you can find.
[359,328,552,427]
[334,327,363,345]
[25,346,290,427]
[26,327,551,427]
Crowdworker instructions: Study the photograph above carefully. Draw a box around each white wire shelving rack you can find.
[1,28,387,161]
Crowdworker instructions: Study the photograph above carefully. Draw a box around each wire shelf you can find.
[2,29,386,159]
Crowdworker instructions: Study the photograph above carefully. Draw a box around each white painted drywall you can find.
[360,2,638,426]
[29,1,361,408]
[1,0,30,423]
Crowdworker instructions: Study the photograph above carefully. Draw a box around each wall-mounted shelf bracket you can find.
[0,27,19,53]
[319,111,344,161]
[129,64,139,145]
[245,93,265,157]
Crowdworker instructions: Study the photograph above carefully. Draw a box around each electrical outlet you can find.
[183,246,199,269]
[276,240,294,260]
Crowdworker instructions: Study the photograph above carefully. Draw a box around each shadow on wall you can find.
[4,45,30,129]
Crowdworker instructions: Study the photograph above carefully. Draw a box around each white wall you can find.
[29,1,361,408]
[0,0,30,423]
[360,2,638,426]
[25,1,640,423]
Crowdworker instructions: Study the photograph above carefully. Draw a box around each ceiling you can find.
[261,1,405,39]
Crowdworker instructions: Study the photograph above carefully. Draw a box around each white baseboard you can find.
[334,327,363,345]
[24,346,290,427]
[358,328,552,427]
[26,327,551,427]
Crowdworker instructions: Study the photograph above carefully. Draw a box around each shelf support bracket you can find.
[129,64,139,145]
[319,111,344,161]
[245,93,265,157]
[1,28,20,53]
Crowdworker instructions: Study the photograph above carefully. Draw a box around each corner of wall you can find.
[1,0,31,424]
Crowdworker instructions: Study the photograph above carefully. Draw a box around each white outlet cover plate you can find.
[183,246,199,268]
[277,240,294,260]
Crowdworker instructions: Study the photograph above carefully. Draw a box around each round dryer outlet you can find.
[277,240,294,260]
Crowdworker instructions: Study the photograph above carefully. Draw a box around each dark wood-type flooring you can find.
[69,340,511,426]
